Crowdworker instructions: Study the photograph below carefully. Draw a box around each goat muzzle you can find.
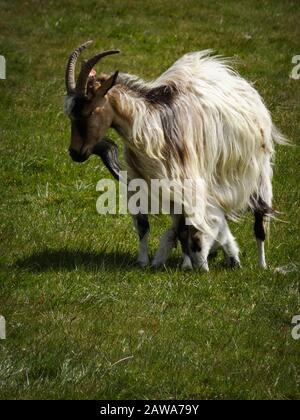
[69,148,89,163]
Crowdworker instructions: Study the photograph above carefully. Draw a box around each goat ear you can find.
[96,71,119,97]
[86,71,119,114]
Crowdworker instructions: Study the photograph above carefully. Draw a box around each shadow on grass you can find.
[14,248,234,274]
[15,249,140,273]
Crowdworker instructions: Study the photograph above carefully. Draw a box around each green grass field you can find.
[0,0,300,400]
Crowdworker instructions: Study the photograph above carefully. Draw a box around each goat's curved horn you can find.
[65,40,93,95]
[75,50,120,97]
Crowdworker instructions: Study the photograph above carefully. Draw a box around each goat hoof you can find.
[194,264,209,272]
[151,261,164,270]
[228,257,242,269]
[182,257,193,271]
[193,259,209,272]
[151,256,168,269]
[137,258,149,268]
[259,263,268,270]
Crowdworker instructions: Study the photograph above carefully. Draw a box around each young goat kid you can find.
[65,41,286,270]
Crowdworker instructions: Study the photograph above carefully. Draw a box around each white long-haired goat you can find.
[65,42,286,270]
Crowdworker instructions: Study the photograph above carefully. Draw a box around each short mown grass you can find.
[0,0,299,400]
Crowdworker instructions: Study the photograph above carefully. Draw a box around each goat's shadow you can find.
[14,248,241,276]
[15,249,141,273]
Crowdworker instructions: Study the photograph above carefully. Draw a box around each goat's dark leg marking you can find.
[253,197,273,269]
[136,214,150,240]
[177,215,193,270]
[254,210,267,268]
[254,212,266,241]
[254,211,267,269]
[177,215,190,256]
[191,235,202,253]
[134,214,150,268]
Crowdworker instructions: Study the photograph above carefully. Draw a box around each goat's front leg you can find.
[151,215,179,269]
[151,214,193,270]
[133,214,150,268]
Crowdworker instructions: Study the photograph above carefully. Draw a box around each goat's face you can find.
[66,81,116,163]
[65,41,119,163]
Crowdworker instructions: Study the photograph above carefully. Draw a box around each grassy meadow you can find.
[0,0,300,400]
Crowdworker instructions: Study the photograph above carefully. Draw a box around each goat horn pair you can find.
[65,41,120,97]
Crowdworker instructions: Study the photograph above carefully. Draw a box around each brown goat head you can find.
[65,41,119,162]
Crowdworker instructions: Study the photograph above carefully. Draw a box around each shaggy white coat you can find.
[115,51,286,236]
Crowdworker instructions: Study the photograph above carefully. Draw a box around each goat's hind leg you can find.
[254,207,268,269]
[254,211,267,269]
[133,214,150,268]
[253,197,273,269]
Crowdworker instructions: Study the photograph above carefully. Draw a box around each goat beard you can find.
[93,138,121,181]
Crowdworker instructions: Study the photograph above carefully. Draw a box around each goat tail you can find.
[272,124,290,146]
